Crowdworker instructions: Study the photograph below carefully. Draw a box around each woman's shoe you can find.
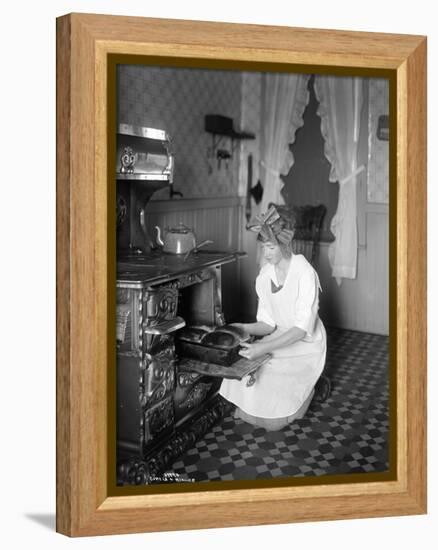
[314,375,331,403]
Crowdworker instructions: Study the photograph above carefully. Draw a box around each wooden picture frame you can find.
[56,13,427,536]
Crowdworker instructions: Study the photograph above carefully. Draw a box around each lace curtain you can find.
[314,76,364,284]
[259,73,310,213]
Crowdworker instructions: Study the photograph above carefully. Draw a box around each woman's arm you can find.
[239,326,306,361]
[231,322,275,337]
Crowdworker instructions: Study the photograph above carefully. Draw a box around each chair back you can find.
[291,204,326,264]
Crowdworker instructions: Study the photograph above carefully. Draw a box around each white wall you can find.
[1,2,436,550]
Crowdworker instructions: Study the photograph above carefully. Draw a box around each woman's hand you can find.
[238,341,267,361]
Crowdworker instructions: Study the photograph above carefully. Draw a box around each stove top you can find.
[117,250,245,287]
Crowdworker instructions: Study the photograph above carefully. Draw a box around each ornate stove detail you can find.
[116,252,242,484]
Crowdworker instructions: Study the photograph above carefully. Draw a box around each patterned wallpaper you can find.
[367,78,389,204]
[117,64,245,200]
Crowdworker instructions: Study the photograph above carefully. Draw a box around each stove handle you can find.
[143,316,186,335]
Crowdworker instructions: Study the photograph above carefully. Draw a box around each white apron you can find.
[220,255,326,418]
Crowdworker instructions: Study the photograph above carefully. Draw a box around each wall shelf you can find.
[204,114,255,166]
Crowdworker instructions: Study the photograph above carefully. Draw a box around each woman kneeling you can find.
[219,206,326,431]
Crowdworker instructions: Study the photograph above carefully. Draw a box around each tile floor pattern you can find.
[169,328,389,482]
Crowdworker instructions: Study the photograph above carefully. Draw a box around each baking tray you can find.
[176,340,241,366]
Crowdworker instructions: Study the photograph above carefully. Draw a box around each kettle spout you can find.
[155,226,164,247]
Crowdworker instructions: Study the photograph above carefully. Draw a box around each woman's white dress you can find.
[220,254,326,419]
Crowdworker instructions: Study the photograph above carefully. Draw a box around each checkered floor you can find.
[168,327,389,482]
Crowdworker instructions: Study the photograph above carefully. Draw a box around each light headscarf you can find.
[247,205,295,246]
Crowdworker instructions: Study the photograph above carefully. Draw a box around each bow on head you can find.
[247,205,295,245]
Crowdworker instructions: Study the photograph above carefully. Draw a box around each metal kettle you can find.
[155,223,212,255]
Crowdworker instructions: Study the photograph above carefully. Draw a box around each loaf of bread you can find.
[177,324,247,350]
[177,326,209,343]
[202,330,238,348]
[219,324,249,343]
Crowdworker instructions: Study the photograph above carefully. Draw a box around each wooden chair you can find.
[290,204,326,265]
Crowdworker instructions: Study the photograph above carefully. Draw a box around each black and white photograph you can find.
[115,63,390,486]
[3,0,435,546]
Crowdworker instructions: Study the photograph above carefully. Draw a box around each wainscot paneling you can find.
[316,205,389,335]
[144,197,245,322]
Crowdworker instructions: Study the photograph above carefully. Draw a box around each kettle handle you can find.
[183,240,213,261]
